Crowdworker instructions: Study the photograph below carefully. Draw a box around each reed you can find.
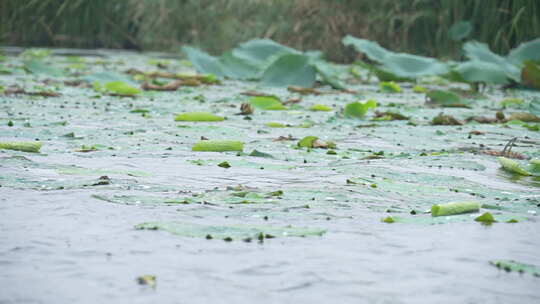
[1,0,538,61]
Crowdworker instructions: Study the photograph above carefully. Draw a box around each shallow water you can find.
[1,49,539,303]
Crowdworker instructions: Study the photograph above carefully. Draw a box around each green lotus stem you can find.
[498,157,531,176]
[192,140,243,152]
[0,141,42,153]
[431,201,480,217]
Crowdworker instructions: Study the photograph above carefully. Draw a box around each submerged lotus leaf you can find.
[248,96,286,110]
[261,53,316,87]
[182,46,224,77]
[344,100,377,118]
[134,222,326,240]
[448,20,473,41]
[24,60,63,77]
[507,38,540,66]
[192,140,244,152]
[174,112,225,122]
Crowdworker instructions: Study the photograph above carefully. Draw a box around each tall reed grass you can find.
[1,0,538,61]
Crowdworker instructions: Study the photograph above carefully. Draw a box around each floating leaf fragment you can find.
[248,96,286,110]
[426,90,467,107]
[0,141,42,153]
[344,100,377,118]
[174,112,225,122]
[297,136,335,149]
[432,113,463,125]
[379,81,401,93]
[475,212,496,225]
[507,112,540,122]
[309,104,332,111]
[218,161,231,168]
[192,140,244,152]
[382,216,395,223]
[136,275,156,287]
[490,260,540,277]
[103,81,141,96]
[431,201,480,217]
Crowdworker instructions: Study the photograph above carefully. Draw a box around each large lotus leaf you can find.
[135,222,326,240]
[521,60,540,90]
[83,71,135,85]
[261,53,316,87]
[344,36,447,78]
[231,39,297,67]
[381,53,449,78]
[342,35,391,62]
[313,61,346,89]
[219,51,260,80]
[448,20,473,41]
[182,46,224,77]
[24,60,63,77]
[508,38,540,65]
[463,41,520,80]
[454,61,510,84]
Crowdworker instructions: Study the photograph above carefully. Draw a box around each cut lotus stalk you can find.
[431,201,480,217]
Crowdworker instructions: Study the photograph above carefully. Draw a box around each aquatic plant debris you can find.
[490,260,540,277]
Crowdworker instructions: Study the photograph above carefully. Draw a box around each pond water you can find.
[1,49,539,303]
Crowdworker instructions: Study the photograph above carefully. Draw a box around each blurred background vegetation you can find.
[1,0,538,62]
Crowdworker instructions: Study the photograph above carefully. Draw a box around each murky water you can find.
[1,49,539,303]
